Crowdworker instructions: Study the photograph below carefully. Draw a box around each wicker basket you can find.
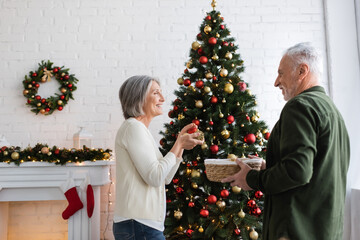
[204,158,263,182]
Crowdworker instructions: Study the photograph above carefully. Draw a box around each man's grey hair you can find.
[119,75,160,119]
[284,42,323,78]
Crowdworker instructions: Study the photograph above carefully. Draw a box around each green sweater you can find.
[247,86,350,240]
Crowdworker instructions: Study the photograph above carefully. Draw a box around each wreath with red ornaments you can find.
[22,60,78,115]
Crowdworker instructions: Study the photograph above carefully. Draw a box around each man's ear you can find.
[298,63,310,80]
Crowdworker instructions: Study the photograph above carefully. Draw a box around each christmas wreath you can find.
[22,60,79,115]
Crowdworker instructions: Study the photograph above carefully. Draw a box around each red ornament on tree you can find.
[58,106,63,111]
[222,41,229,46]
[252,207,262,216]
[208,37,217,45]
[173,105,179,111]
[184,69,189,73]
[205,15,211,21]
[210,95,218,104]
[197,33,202,40]
[187,126,198,134]
[35,95,41,100]
[212,76,217,81]
[199,56,208,64]
[238,82,247,92]
[54,149,60,155]
[188,201,195,207]
[60,95,65,100]
[200,209,209,217]
[159,138,165,146]
[234,228,241,235]
[192,119,200,126]
[247,199,256,208]
[172,178,179,184]
[255,191,264,199]
[195,80,204,89]
[64,75,70,80]
[35,83,40,88]
[207,195,217,204]
[32,72,37,77]
[183,79,191,86]
[53,67,59,73]
[220,25,225,30]
[210,144,219,154]
[197,48,204,55]
[244,133,256,144]
[176,187,184,194]
[220,189,229,198]
[227,115,234,124]
[186,229,194,237]
[264,132,270,140]
[168,110,174,118]
[209,121,214,126]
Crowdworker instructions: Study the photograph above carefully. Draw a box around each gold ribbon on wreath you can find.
[42,68,53,82]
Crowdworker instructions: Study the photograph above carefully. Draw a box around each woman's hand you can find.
[170,123,204,157]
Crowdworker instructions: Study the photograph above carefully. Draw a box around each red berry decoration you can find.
[247,199,256,208]
[255,191,264,199]
[227,115,234,124]
[244,133,256,144]
[234,228,241,235]
[210,144,219,154]
[200,209,209,217]
[183,78,191,86]
[208,37,217,45]
[192,119,200,126]
[199,56,208,64]
[195,80,204,89]
[238,82,247,92]
[220,189,229,198]
[187,126,198,134]
[186,229,194,237]
[207,195,217,204]
[210,95,218,104]
[205,15,211,21]
[264,132,270,140]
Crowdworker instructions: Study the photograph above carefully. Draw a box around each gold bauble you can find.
[220,68,228,77]
[251,115,259,122]
[249,229,259,240]
[219,112,224,118]
[11,152,20,160]
[197,130,205,141]
[212,54,219,60]
[198,226,204,233]
[231,63,235,68]
[225,52,233,60]
[41,77,47,83]
[227,154,237,160]
[61,88,67,93]
[186,60,193,69]
[221,129,230,139]
[246,89,252,95]
[23,90,29,95]
[103,152,111,159]
[204,25,212,34]
[177,78,184,85]
[177,226,184,232]
[3,151,8,156]
[224,83,234,94]
[216,200,226,209]
[186,168,192,175]
[57,100,63,105]
[192,41,201,50]
[174,210,183,220]
[232,186,242,193]
[238,209,245,218]
[201,142,208,150]
[195,100,203,108]
[191,182,198,189]
[222,98,226,103]
[41,147,49,154]
[191,170,201,178]
[205,72,213,79]
[204,86,211,93]
[259,140,263,146]
[36,103,41,107]
[216,33,220,38]
[178,114,185,120]
[40,109,46,114]
[28,84,33,88]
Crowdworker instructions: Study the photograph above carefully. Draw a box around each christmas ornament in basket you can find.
[204,157,263,182]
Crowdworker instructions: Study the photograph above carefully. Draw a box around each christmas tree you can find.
[160,1,269,239]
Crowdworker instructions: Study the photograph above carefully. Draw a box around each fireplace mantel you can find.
[0,160,114,240]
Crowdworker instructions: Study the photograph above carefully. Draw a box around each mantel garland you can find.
[0,144,112,166]
[22,60,79,115]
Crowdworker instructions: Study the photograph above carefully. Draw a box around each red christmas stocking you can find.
[61,179,83,220]
[86,184,94,218]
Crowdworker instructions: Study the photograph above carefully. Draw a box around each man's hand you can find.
[221,159,253,191]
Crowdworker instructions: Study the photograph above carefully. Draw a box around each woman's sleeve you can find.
[124,123,177,187]
[165,157,182,185]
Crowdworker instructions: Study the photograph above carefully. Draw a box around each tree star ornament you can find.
[23,60,78,115]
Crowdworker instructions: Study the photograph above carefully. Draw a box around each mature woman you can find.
[113,75,203,240]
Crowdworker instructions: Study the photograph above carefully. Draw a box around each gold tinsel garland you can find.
[0,143,112,166]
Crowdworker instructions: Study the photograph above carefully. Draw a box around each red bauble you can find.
[60,95,65,100]
[183,79,191,86]
[205,15,211,21]
[192,160,198,166]
[186,229,194,237]
[246,115,250,121]
[234,228,241,235]
[208,37,217,45]
[188,201,195,207]
[192,119,200,126]
[227,115,234,124]
[255,191,264,199]
[187,126,197,134]
[222,41,229,46]
[32,72,37,77]
[210,144,219,154]
[210,95,218,104]
[220,25,225,30]
[197,33,202,40]
[212,76,217,81]
[209,121,214,126]
[174,98,181,104]
[244,133,256,144]
[27,99,31,104]
[247,199,256,208]
[53,67,59,73]
[35,95,41,100]
[168,110,174,118]
[220,189,229,198]
[207,195,217,204]
[160,138,165,146]
[67,83,73,88]
[45,108,50,112]
[238,82,247,92]
[195,80,204,88]
[172,178,179,184]
[183,108,188,112]
[200,209,209,217]
[252,207,262,216]
[184,69,189,73]
[166,199,171,203]
[54,149,60,154]
[58,106,63,111]
[197,48,204,55]
[176,187,184,194]
[35,83,40,88]
[31,81,36,84]
[173,105,179,111]
[41,98,46,103]
[264,132,270,140]
[64,75,70,80]
[199,56,208,64]
[170,121,174,125]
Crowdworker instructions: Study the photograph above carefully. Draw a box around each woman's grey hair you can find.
[119,75,160,119]
[284,42,323,78]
